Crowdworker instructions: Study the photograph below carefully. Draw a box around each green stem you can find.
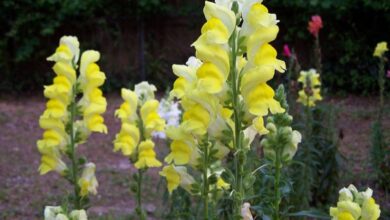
[378,58,385,122]
[136,169,146,220]
[69,85,81,209]
[314,36,322,75]
[274,148,281,220]
[229,27,243,218]
[302,97,312,209]
[203,142,209,220]
[135,112,146,220]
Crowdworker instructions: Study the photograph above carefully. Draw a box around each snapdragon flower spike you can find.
[113,83,165,168]
[240,1,286,134]
[297,69,322,107]
[37,36,80,175]
[77,50,108,135]
[162,1,286,198]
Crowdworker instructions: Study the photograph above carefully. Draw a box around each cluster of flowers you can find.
[160,0,288,191]
[44,206,87,220]
[330,185,380,220]
[113,82,165,168]
[297,69,322,107]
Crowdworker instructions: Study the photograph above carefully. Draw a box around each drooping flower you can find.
[373,42,388,57]
[78,162,98,197]
[297,69,322,107]
[308,15,323,38]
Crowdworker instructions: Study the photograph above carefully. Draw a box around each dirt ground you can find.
[0,94,389,219]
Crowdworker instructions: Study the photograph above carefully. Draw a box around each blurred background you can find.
[0,0,389,219]
[1,0,389,95]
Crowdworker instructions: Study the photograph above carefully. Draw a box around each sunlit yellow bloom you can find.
[165,140,194,165]
[159,165,195,193]
[242,83,284,116]
[115,88,138,122]
[196,62,225,94]
[373,42,388,57]
[134,140,162,169]
[330,201,361,220]
[140,100,165,137]
[78,162,98,197]
[113,123,140,156]
[361,198,381,220]
[297,69,322,107]
[181,104,211,136]
[171,57,200,99]
[37,144,67,175]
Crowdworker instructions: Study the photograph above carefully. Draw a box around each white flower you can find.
[134,81,157,103]
[44,206,64,220]
[69,210,88,220]
[241,202,253,220]
[186,56,203,69]
[339,187,353,201]
[153,98,181,139]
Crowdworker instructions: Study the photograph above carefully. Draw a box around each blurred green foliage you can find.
[269,0,390,94]
[0,0,389,94]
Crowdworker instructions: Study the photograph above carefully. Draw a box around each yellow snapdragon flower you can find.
[141,100,165,137]
[134,140,162,169]
[78,162,98,197]
[159,165,195,193]
[297,69,322,107]
[373,42,388,57]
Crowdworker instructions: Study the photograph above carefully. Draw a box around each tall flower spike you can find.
[113,82,165,220]
[297,69,322,107]
[39,36,107,212]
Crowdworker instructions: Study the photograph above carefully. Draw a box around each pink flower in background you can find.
[387,70,390,78]
[283,44,292,57]
[308,15,323,37]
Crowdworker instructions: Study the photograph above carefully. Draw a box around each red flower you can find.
[308,15,323,38]
[283,44,292,58]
